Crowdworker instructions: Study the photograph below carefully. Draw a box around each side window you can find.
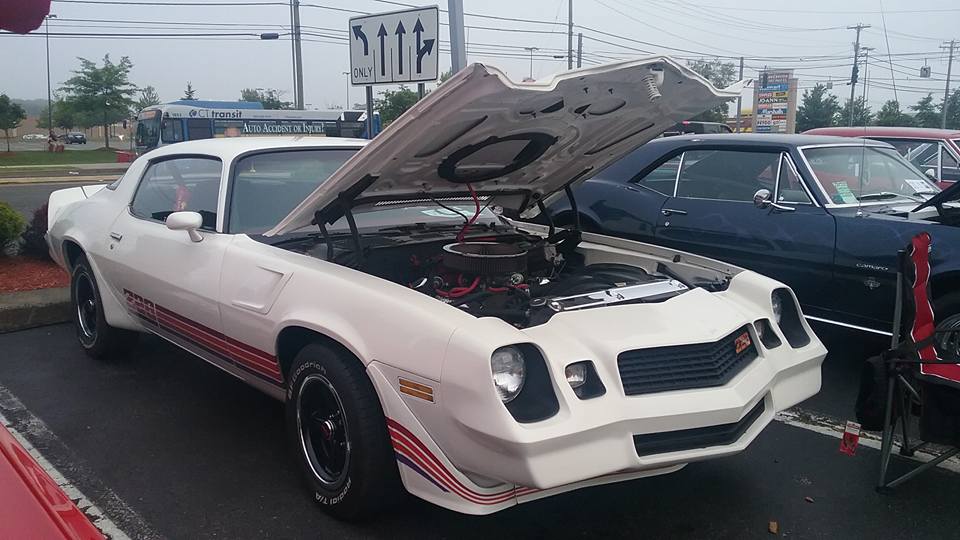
[630,155,681,195]
[941,146,960,182]
[187,119,213,140]
[160,119,183,143]
[776,155,812,204]
[130,157,223,230]
[876,139,939,171]
[675,150,780,202]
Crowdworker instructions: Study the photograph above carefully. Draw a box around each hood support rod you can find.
[564,184,581,231]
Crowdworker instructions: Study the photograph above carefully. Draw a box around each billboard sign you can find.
[755,70,795,134]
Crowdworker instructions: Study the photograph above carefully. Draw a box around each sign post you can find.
[349,6,439,138]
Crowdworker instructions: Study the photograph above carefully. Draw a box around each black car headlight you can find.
[771,288,810,348]
[491,344,559,423]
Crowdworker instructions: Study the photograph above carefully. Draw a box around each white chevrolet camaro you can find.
[46,58,825,519]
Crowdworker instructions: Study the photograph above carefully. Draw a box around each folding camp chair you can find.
[875,232,960,490]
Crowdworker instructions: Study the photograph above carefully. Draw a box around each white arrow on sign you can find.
[349,5,439,86]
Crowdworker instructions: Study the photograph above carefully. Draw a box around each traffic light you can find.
[850,64,859,85]
[759,72,769,87]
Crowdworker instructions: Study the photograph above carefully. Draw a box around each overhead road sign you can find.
[349,6,439,86]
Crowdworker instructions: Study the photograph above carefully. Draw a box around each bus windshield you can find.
[136,110,161,150]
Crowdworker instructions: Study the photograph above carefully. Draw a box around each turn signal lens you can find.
[565,363,587,389]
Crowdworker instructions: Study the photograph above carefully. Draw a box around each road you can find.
[0,181,106,218]
[1,322,958,539]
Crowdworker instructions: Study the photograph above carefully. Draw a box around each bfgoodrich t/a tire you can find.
[286,342,402,521]
[70,254,138,360]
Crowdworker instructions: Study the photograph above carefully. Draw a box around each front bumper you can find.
[372,278,825,514]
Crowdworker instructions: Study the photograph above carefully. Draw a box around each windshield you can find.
[135,110,160,149]
[229,149,358,234]
[800,146,939,205]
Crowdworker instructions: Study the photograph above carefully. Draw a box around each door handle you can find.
[109,232,123,241]
[661,208,687,216]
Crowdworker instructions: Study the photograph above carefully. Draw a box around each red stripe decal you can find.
[156,313,281,380]
[387,418,538,505]
[124,290,282,383]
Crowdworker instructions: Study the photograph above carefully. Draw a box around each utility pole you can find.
[943,39,956,129]
[291,0,304,109]
[861,46,875,105]
[576,32,583,68]
[448,0,467,73]
[735,56,743,132]
[847,23,870,127]
[44,14,56,136]
[567,0,573,70]
[524,47,539,80]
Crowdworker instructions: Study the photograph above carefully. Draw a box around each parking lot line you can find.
[0,383,156,540]
[776,408,960,474]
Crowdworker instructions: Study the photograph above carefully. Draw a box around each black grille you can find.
[633,399,766,456]
[617,325,758,396]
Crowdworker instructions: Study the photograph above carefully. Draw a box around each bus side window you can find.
[187,118,213,140]
[161,119,183,143]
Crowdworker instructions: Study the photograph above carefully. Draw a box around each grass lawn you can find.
[0,149,123,167]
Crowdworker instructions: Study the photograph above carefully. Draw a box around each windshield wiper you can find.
[858,192,925,203]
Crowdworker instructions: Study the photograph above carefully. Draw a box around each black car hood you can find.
[914,180,960,212]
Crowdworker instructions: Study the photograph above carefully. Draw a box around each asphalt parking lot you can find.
[2,322,959,539]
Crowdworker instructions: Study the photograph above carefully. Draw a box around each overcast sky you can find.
[1,0,957,112]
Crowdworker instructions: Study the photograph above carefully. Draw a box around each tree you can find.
[685,59,737,122]
[910,94,940,128]
[36,99,76,131]
[796,84,841,132]
[837,97,873,127]
[135,86,161,112]
[0,94,27,153]
[874,100,913,127]
[373,85,419,126]
[941,88,960,130]
[59,55,136,149]
[437,69,454,85]
[183,82,197,100]
[239,88,292,110]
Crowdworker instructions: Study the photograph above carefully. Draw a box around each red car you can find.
[0,425,104,539]
[803,126,960,188]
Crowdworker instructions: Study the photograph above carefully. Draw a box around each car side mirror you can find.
[166,211,204,242]
[753,188,773,208]
[753,188,796,213]
[925,168,938,180]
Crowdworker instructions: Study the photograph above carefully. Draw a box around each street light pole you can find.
[342,71,350,109]
[524,47,539,80]
[943,39,956,129]
[44,14,56,136]
[291,0,304,109]
[567,0,573,70]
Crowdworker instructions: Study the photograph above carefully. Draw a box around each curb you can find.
[0,167,128,180]
[0,288,71,334]
[0,176,117,186]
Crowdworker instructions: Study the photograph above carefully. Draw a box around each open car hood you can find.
[914,179,960,212]
[267,57,742,236]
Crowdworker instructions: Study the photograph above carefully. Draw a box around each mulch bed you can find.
[0,256,69,293]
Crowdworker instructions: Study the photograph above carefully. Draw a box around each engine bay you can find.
[286,224,716,329]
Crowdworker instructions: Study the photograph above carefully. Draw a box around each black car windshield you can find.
[800,146,939,205]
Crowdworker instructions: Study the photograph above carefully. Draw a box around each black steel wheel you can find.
[286,342,402,520]
[296,373,351,489]
[70,254,138,360]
